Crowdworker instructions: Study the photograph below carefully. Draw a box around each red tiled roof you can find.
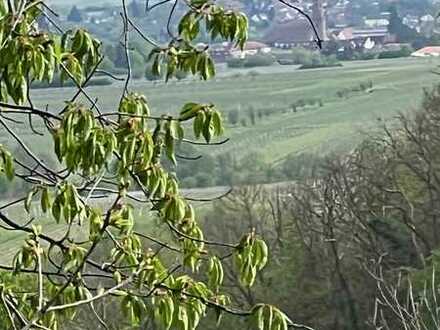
[242,41,270,50]
[412,46,440,55]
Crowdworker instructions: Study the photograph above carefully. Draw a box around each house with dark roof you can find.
[209,43,231,62]
[263,19,316,49]
[332,26,393,47]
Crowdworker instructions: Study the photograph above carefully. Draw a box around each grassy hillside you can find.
[0,57,439,260]
[21,57,440,164]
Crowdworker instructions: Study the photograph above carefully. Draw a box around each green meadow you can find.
[21,57,440,163]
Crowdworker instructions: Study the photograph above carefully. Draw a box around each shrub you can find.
[231,72,243,79]
[306,98,317,106]
[110,67,127,75]
[194,173,215,187]
[296,99,306,108]
[336,89,350,98]
[88,78,113,86]
[175,70,188,80]
[243,54,275,67]
[290,47,315,65]
[145,63,164,81]
[378,46,413,59]
[355,52,378,61]
[227,54,275,68]
[359,80,373,91]
[247,107,256,125]
[278,59,295,65]
[264,108,275,117]
[226,57,245,68]
[98,57,116,73]
[336,81,374,99]
[297,53,341,69]
[130,51,146,79]
[228,109,240,125]
[181,176,198,188]
[339,51,378,61]
[299,62,342,70]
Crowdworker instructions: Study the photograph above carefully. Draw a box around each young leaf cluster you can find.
[179,102,224,143]
[234,234,268,287]
[251,304,292,330]
[0,9,55,104]
[0,144,14,180]
[179,1,248,48]
[0,7,99,104]
[53,104,116,175]
[149,42,215,81]
[60,29,101,84]
[147,0,248,81]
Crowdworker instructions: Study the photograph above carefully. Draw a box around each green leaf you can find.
[15,75,27,105]
[180,103,202,121]
[193,111,205,139]
[177,305,189,330]
[52,198,61,223]
[202,112,213,143]
[152,53,162,76]
[164,196,187,222]
[41,187,51,213]
[266,305,274,329]
[165,130,176,165]
[169,120,184,140]
[253,238,268,271]
[211,110,224,136]
[1,147,14,180]
[253,305,264,330]
[208,256,224,290]
[159,296,174,330]
[24,189,34,213]
[61,30,72,53]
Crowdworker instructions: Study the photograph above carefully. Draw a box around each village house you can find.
[209,41,272,62]
[411,46,440,57]
[209,43,232,62]
[230,41,272,58]
[263,19,316,49]
[331,26,394,49]
[364,18,389,29]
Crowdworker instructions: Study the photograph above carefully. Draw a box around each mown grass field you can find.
[22,57,440,164]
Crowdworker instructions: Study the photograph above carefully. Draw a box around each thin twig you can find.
[167,222,238,249]
[184,187,233,202]
[182,138,230,146]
